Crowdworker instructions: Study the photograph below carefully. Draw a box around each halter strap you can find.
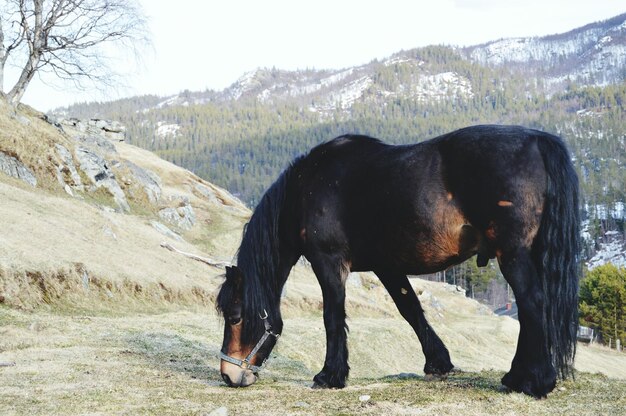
[220,310,280,373]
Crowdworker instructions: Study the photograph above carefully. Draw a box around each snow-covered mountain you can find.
[221,60,474,115]
[138,13,626,116]
[463,13,626,89]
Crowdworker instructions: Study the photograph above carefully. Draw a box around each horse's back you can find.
[298,126,555,273]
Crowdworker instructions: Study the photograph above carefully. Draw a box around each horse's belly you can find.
[409,224,476,271]
[402,201,481,274]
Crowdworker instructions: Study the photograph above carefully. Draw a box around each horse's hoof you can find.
[313,371,346,389]
[501,367,555,399]
[424,373,448,381]
[498,384,512,393]
[424,357,454,376]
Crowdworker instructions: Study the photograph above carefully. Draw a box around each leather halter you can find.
[220,310,280,373]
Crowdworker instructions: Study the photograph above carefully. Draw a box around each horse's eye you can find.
[229,317,242,326]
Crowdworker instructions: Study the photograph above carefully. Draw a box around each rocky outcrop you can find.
[55,144,84,194]
[194,182,221,205]
[48,116,132,211]
[89,119,126,142]
[123,161,162,203]
[158,196,196,230]
[0,152,37,186]
[74,132,117,155]
[41,116,209,223]
[75,146,130,212]
[55,117,126,143]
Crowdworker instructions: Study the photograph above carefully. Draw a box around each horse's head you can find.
[216,265,280,387]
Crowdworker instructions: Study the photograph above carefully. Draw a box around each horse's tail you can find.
[534,133,580,379]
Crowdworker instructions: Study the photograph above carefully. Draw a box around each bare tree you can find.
[0,0,148,106]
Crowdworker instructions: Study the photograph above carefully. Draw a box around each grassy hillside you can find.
[1,103,625,415]
[0,102,251,311]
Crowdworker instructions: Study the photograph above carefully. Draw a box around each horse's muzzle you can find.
[220,361,257,387]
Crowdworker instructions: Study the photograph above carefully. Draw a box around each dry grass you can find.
[0,103,74,191]
[1,306,624,416]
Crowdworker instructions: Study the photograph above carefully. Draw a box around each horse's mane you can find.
[221,155,303,343]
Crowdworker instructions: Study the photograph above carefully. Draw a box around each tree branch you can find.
[160,242,231,269]
[2,0,149,105]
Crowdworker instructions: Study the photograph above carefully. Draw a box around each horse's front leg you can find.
[307,251,349,388]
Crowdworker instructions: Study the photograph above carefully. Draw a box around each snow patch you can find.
[156,96,181,108]
[320,69,354,88]
[587,202,626,221]
[384,57,412,66]
[155,122,181,138]
[314,76,373,112]
[596,35,612,49]
[576,108,606,118]
[231,70,261,100]
[412,72,474,101]
[610,20,626,33]
[587,234,626,270]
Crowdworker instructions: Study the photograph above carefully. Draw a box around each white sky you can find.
[11,0,626,111]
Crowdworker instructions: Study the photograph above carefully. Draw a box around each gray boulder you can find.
[194,182,221,204]
[123,161,162,203]
[158,203,196,231]
[0,152,37,186]
[57,117,126,143]
[74,132,117,155]
[55,144,84,191]
[88,119,126,142]
[75,146,130,212]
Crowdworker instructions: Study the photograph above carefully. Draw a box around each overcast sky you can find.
[13,0,626,111]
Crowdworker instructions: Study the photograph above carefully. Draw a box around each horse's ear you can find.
[225,265,243,287]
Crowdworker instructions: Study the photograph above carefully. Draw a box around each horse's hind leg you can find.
[307,251,350,388]
[375,269,454,376]
[498,248,555,398]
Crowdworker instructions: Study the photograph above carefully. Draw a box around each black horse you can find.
[216,125,580,398]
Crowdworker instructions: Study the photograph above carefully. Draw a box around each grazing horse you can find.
[216,125,580,398]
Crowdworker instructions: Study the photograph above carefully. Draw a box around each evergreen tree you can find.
[579,264,626,348]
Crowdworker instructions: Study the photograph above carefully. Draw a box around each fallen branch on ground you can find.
[0,362,16,367]
[160,242,231,268]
